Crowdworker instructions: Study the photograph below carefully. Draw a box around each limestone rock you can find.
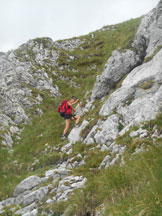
[91,0,162,100]
[61,142,73,153]
[54,38,84,51]
[13,175,41,197]
[84,114,121,145]
[22,208,38,216]
[99,143,126,169]
[68,120,89,143]
[100,49,162,128]
[0,198,15,208]
[22,186,49,206]
[133,0,162,58]
[94,114,120,145]
[56,175,87,202]
[2,132,13,147]
[91,49,140,99]
[15,203,37,215]
[45,167,70,179]
[84,124,99,145]
[0,38,61,147]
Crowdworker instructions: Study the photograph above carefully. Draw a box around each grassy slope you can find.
[65,114,162,216]
[1,17,161,216]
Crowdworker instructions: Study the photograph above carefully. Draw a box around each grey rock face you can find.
[99,143,126,169]
[68,120,89,143]
[15,203,37,215]
[13,175,41,197]
[45,167,70,179]
[94,114,120,145]
[0,198,16,208]
[54,38,84,51]
[23,209,38,216]
[84,114,121,145]
[0,38,61,147]
[100,49,162,127]
[91,50,140,99]
[55,175,87,202]
[2,132,13,147]
[0,161,87,214]
[22,186,49,206]
[133,0,162,58]
[91,0,162,100]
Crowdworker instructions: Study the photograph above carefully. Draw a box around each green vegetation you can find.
[54,18,141,99]
[115,113,162,152]
[39,113,162,216]
[2,16,162,216]
[140,80,154,90]
[41,140,162,216]
[143,112,162,131]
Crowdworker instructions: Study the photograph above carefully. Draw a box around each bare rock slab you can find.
[13,175,41,197]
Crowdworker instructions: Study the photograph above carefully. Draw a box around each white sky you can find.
[0,0,160,52]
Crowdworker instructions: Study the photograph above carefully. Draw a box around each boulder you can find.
[68,120,89,143]
[0,198,15,208]
[100,49,162,127]
[22,186,49,206]
[91,49,140,99]
[84,115,121,145]
[56,175,87,201]
[13,175,41,197]
[15,203,37,215]
[94,114,120,145]
[45,167,70,179]
[133,0,162,58]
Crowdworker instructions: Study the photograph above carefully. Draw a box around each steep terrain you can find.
[0,1,162,215]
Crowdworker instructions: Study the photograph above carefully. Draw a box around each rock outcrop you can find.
[0,163,87,215]
[133,0,162,58]
[91,0,162,100]
[0,44,60,147]
[85,0,162,147]
[91,49,141,99]
[100,49,162,124]
[80,0,162,173]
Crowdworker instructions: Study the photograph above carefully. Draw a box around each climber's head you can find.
[70,96,78,102]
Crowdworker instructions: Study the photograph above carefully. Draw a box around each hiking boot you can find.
[61,134,67,140]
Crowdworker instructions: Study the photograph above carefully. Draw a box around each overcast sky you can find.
[0,0,159,52]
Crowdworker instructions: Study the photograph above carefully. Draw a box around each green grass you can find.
[139,80,154,90]
[142,112,162,131]
[62,142,162,216]
[0,95,68,200]
[55,17,141,100]
[47,113,162,215]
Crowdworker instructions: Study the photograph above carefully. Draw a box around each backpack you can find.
[57,100,68,117]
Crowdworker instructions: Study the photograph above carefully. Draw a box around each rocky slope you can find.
[0,1,162,216]
[0,37,85,148]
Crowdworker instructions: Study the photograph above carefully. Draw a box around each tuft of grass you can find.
[139,80,154,90]
[117,122,125,132]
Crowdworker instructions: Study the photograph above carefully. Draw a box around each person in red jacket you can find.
[61,96,80,140]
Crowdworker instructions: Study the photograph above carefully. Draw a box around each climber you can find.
[61,96,80,140]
